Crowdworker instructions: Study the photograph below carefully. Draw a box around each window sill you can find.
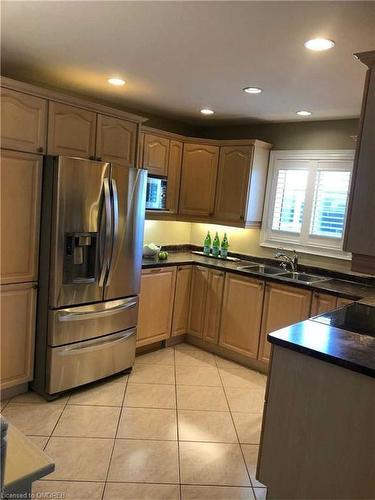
[260,240,352,261]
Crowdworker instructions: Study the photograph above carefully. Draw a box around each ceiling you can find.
[1,1,374,124]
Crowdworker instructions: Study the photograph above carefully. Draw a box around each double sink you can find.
[236,263,329,285]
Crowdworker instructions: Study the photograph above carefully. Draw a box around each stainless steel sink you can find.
[237,264,285,275]
[278,271,329,284]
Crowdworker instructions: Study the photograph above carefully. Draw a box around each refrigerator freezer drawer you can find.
[47,328,136,394]
[48,296,138,346]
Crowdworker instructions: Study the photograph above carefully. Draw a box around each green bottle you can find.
[203,231,211,255]
[212,232,220,257]
[220,233,229,259]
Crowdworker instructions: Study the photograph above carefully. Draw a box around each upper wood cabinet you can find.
[137,267,176,347]
[96,114,137,166]
[1,150,42,285]
[1,88,47,154]
[137,132,145,169]
[188,265,209,337]
[171,265,192,336]
[310,292,338,317]
[1,282,37,390]
[142,134,170,176]
[47,101,96,158]
[258,283,312,364]
[166,140,183,213]
[179,143,219,217]
[214,144,270,226]
[202,269,225,344]
[219,273,264,358]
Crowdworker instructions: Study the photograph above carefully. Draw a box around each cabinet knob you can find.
[37,146,44,153]
[96,156,102,162]
[209,212,214,216]
[239,215,244,220]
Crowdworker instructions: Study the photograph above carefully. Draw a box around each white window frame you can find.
[260,150,355,260]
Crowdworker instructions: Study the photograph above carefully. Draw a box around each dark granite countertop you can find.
[268,319,375,378]
[142,252,375,300]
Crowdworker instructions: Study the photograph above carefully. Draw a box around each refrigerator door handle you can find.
[106,178,120,286]
[57,328,136,355]
[98,177,112,287]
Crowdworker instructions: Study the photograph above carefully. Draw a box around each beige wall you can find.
[144,221,352,272]
[143,220,192,247]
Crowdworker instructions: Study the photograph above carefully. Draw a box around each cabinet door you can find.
[0,282,37,389]
[214,146,251,222]
[136,267,176,347]
[1,88,47,154]
[179,144,219,217]
[137,132,145,169]
[188,266,209,338]
[47,101,96,158]
[96,114,137,166]
[166,140,183,213]
[336,297,354,308]
[203,270,225,344]
[1,151,42,284]
[219,273,264,358]
[143,134,170,176]
[172,266,192,336]
[310,292,337,316]
[259,283,312,364]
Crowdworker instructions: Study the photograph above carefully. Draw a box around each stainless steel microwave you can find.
[146,176,167,210]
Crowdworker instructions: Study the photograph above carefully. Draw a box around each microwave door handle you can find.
[105,178,119,286]
[98,178,112,288]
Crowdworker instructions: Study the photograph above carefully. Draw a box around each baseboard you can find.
[1,382,28,401]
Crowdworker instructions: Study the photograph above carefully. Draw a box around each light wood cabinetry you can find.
[171,266,192,336]
[258,283,312,364]
[137,132,145,168]
[179,143,219,217]
[188,266,209,337]
[310,292,338,316]
[1,88,47,154]
[0,283,37,389]
[47,101,97,158]
[202,270,225,344]
[166,140,183,213]
[142,134,170,176]
[136,267,176,347]
[336,297,354,308]
[0,150,42,284]
[219,273,264,358]
[96,114,137,166]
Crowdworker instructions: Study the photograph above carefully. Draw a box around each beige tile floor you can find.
[1,343,267,500]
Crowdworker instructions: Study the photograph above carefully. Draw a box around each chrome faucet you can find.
[275,248,299,272]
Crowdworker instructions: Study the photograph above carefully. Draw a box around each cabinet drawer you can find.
[47,328,136,393]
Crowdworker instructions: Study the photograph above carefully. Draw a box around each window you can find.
[261,150,354,259]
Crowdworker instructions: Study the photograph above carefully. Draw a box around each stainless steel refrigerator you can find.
[33,156,147,398]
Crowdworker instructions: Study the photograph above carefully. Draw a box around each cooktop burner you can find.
[312,302,375,338]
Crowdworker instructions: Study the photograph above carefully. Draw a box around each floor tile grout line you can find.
[173,345,183,499]
[41,390,72,452]
[216,363,255,494]
[100,373,129,500]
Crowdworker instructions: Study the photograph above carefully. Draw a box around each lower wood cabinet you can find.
[202,270,225,344]
[171,266,192,336]
[310,291,338,316]
[0,282,37,390]
[336,297,354,308]
[188,266,209,337]
[258,283,312,364]
[136,267,177,347]
[219,273,264,358]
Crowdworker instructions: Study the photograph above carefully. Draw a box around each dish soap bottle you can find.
[220,232,229,259]
[212,232,220,257]
[203,231,211,255]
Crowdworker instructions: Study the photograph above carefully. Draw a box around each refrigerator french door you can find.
[33,156,147,398]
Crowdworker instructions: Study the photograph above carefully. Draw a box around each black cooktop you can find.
[312,302,375,338]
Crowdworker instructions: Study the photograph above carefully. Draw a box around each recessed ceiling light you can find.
[296,110,312,116]
[200,108,215,115]
[108,77,126,86]
[304,38,335,51]
[243,87,262,94]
